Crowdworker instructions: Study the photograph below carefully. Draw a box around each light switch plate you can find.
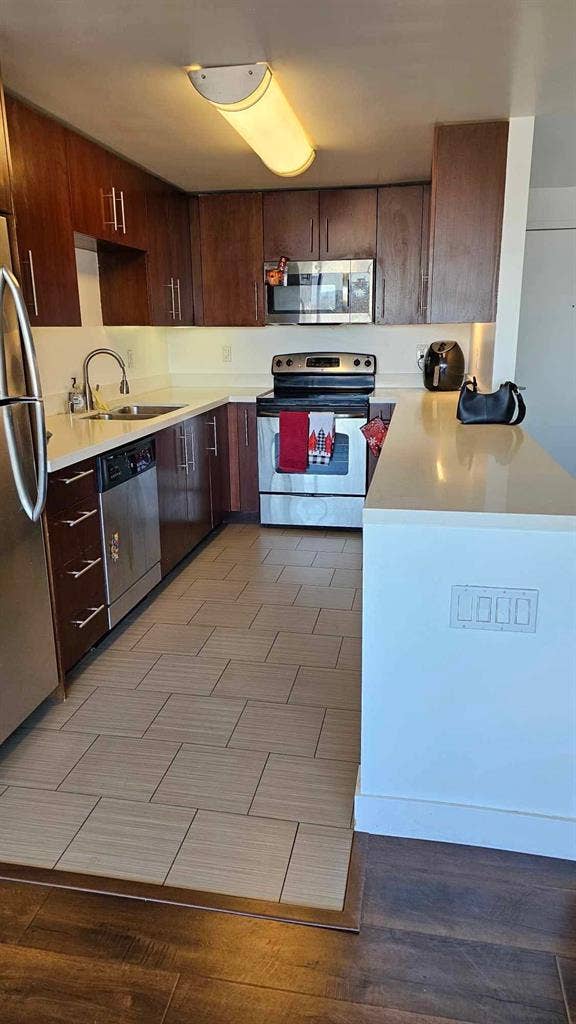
[450,585,539,633]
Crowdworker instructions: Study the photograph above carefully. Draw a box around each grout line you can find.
[313,707,328,759]
[147,741,185,804]
[53,794,104,867]
[55,733,101,792]
[246,751,271,816]
[159,808,198,887]
[278,820,301,904]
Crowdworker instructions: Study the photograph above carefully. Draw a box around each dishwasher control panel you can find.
[97,438,156,492]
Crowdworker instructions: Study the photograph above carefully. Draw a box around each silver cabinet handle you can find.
[253,280,259,322]
[27,250,39,317]
[66,557,102,579]
[168,278,176,319]
[104,186,118,231]
[207,415,218,456]
[309,218,314,253]
[175,278,182,321]
[325,217,329,253]
[71,604,105,630]
[179,425,188,473]
[118,189,127,234]
[244,408,249,447]
[381,275,386,320]
[58,468,94,486]
[60,508,98,527]
[188,428,196,471]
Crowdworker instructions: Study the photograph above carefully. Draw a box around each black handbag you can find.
[457,377,526,425]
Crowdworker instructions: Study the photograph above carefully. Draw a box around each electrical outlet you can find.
[222,344,232,363]
[416,345,426,367]
[126,349,134,369]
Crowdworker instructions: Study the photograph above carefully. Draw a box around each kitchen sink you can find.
[87,404,184,421]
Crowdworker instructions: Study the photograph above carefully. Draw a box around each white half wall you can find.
[357,518,576,860]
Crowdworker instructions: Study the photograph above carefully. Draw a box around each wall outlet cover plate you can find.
[450,585,539,633]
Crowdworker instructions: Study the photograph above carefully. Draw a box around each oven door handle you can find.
[256,411,367,420]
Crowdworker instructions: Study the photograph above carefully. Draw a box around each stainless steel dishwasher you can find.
[97,438,161,628]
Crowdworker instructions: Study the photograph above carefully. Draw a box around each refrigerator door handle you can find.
[0,266,48,522]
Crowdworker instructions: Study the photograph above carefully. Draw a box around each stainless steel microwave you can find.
[264,259,374,325]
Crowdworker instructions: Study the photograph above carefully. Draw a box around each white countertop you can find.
[46,387,267,472]
[365,389,576,528]
[46,384,576,527]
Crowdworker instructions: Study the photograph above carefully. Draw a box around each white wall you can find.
[167,323,473,389]
[35,248,170,414]
[492,117,535,386]
[514,117,576,477]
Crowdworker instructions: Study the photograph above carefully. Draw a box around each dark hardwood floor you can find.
[0,833,574,1023]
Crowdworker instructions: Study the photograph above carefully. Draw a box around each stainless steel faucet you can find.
[83,348,130,412]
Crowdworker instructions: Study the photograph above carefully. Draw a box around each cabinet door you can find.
[6,96,81,326]
[0,80,12,214]
[428,121,508,323]
[186,414,212,547]
[236,403,259,515]
[375,185,430,325]
[263,190,319,261]
[199,192,264,326]
[146,177,176,326]
[67,131,116,242]
[156,424,193,576]
[111,155,148,249]
[168,190,194,325]
[319,188,377,259]
[206,403,230,528]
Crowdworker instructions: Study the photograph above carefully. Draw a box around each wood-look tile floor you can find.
[0,524,362,910]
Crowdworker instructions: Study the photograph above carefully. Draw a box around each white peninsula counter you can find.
[357,390,576,860]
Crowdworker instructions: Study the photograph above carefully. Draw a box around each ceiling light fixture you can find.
[187,62,315,178]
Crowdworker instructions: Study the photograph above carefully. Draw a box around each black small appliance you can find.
[423,341,465,391]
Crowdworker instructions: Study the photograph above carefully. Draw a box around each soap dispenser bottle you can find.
[68,377,86,414]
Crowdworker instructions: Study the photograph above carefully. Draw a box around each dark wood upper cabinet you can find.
[5,96,81,326]
[263,190,319,261]
[0,78,12,214]
[318,188,377,259]
[375,185,430,325]
[168,190,194,324]
[428,121,508,323]
[146,180,194,326]
[67,131,147,249]
[198,192,264,327]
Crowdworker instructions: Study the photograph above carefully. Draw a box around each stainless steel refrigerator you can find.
[0,215,59,744]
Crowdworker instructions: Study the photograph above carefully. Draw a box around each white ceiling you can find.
[1,0,575,192]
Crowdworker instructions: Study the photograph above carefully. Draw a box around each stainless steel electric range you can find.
[257,351,376,528]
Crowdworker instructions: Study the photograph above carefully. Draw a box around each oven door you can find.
[265,260,373,324]
[258,414,367,496]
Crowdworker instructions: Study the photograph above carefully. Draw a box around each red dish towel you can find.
[278,411,310,472]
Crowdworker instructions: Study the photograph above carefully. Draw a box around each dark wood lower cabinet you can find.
[156,412,222,577]
[206,404,231,529]
[235,403,259,516]
[44,458,107,674]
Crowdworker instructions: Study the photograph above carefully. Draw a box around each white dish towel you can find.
[308,412,335,465]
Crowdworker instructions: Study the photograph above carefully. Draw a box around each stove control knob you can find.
[364,359,372,367]
[275,359,283,367]
[353,358,361,367]
[286,358,293,366]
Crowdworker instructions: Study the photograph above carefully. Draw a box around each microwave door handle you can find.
[343,271,350,315]
[0,268,47,521]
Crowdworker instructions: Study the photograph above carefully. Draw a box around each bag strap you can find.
[503,382,527,425]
